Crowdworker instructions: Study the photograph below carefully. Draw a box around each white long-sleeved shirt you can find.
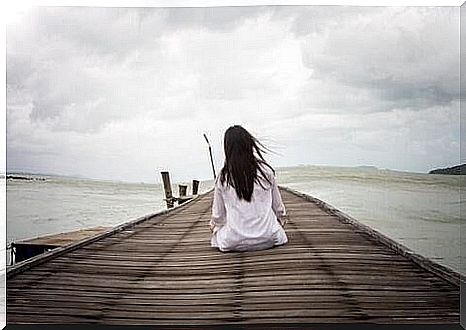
[210,166,288,252]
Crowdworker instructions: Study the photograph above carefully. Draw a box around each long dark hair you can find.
[219,125,275,202]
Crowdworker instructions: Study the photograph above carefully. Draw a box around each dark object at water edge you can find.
[6,175,46,181]
[429,164,466,175]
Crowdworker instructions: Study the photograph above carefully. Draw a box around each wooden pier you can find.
[6,187,461,325]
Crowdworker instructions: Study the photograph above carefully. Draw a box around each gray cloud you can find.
[6,6,460,182]
[296,7,459,113]
[273,5,379,36]
[162,6,268,31]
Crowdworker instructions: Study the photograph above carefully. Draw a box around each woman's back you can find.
[210,160,288,252]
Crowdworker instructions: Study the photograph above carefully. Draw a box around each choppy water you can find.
[5,165,464,275]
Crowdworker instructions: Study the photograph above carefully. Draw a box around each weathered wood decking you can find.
[6,187,461,325]
[11,227,111,263]
[16,227,111,247]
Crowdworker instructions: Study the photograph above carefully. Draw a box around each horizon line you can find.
[3,163,463,184]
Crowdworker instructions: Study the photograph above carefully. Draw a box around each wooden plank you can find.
[7,295,457,307]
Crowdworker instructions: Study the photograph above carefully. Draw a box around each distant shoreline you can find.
[429,164,465,175]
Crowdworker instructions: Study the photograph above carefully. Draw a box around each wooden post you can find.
[10,243,15,266]
[192,180,199,195]
[178,184,188,205]
[179,185,187,197]
[161,171,174,208]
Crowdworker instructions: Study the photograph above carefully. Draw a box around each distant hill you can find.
[429,164,466,175]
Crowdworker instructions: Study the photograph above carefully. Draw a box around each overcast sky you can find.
[6,5,460,183]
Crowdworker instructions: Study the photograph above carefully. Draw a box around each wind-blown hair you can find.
[219,125,275,202]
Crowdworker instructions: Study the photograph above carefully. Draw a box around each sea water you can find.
[4,165,464,275]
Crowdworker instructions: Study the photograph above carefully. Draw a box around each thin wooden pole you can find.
[161,171,174,208]
[203,133,216,179]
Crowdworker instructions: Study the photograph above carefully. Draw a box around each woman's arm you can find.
[209,179,226,233]
[271,174,287,227]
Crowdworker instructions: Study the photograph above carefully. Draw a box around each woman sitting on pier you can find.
[210,125,288,252]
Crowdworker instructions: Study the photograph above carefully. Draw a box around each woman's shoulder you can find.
[215,174,228,191]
